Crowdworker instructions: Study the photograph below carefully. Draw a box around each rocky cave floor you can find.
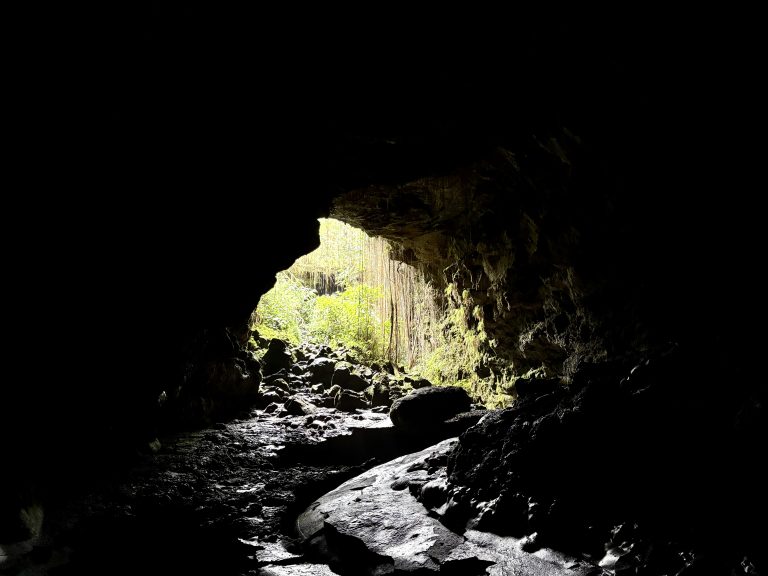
[3,408,592,576]
[2,342,765,575]
[2,404,392,575]
[0,340,485,576]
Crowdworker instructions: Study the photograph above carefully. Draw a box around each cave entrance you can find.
[249,218,441,370]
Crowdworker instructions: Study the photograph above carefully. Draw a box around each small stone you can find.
[520,532,541,552]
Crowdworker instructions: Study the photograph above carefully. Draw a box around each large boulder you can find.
[297,438,595,575]
[306,357,336,384]
[335,390,370,412]
[389,386,472,430]
[261,339,293,376]
[284,396,318,416]
[365,381,392,408]
[403,375,432,390]
[515,376,559,399]
[331,366,369,392]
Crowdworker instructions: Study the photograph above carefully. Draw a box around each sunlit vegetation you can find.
[419,286,487,388]
[251,219,442,366]
[418,283,516,408]
[251,219,516,407]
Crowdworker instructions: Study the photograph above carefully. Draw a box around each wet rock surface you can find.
[1,345,481,576]
[442,344,767,575]
[1,407,373,575]
[298,438,595,575]
[4,342,764,575]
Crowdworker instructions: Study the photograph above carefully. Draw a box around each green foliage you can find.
[414,282,517,408]
[291,219,368,283]
[253,278,390,363]
[308,283,389,363]
[252,219,525,408]
[251,218,442,368]
[417,287,486,390]
[251,272,316,344]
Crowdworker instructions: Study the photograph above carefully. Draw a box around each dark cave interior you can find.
[2,10,764,576]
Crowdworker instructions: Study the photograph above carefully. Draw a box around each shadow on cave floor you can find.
[7,339,765,575]
[2,400,462,575]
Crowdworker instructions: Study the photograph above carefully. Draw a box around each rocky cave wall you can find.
[331,136,633,386]
[331,127,747,400]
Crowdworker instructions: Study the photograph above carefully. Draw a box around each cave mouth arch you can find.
[250,217,443,375]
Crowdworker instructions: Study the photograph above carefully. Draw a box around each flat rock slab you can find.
[260,563,338,575]
[297,438,595,574]
[238,537,302,564]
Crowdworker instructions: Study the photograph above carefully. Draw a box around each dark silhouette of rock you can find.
[263,402,280,414]
[335,390,369,412]
[443,410,487,436]
[284,396,318,416]
[403,375,432,390]
[331,366,369,392]
[268,378,291,393]
[293,348,308,363]
[261,339,293,376]
[306,358,335,384]
[410,378,432,389]
[256,390,282,408]
[365,382,392,408]
[389,386,472,430]
[298,438,595,574]
[515,377,559,399]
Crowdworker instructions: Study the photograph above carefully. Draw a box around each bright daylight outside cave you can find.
[249,218,514,410]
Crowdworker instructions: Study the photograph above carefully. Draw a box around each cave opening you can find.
[250,217,442,373]
[249,216,530,413]
[248,217,494,417]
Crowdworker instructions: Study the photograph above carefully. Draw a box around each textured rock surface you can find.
[440,344,767,571]
[260,565,337,576]
[0,404,382,575]
[331,366,369,393]
[261,339,294,376]
[0,352,485,575]
[331,140,688,391]
[389,386,472,430]
[298,438,595,575]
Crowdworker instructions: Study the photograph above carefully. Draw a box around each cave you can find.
[2,11,764,576]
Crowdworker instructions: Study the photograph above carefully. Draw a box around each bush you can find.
[308,283,388,363]
[251,272,316,344]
